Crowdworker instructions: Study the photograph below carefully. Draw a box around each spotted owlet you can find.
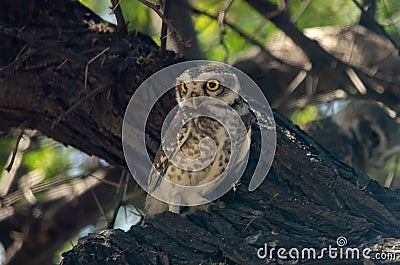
[145,64,255,218]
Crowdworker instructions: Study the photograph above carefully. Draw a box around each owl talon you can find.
[182,201,225,216]
[208,200,225,211]
[169,204,181,214]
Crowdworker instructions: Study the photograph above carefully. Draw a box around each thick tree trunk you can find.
[1,1,399,264]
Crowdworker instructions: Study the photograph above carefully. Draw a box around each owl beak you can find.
[192,97,198,109]
[187,84,202,109]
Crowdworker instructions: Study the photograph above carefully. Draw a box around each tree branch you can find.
[244,0,336,68]
[110,0,128,34]
[136,0,191,48]
[60,112,400,265]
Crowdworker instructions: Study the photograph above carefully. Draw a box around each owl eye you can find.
[181,83,187,93]
[205,79,220,91]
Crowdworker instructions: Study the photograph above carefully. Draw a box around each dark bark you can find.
[0,0,399,264]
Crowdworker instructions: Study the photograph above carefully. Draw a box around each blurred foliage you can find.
[288,0,360,28]
[23,138,69,180]
[0,134,95,202]
[378,0,400,35]
[191,0,278,62]
[0,137,13,172]
[372,155,400,188]
[22,137,94,180]
[53,236,78,264]
[290,100,350,125]
[290,105,320,125]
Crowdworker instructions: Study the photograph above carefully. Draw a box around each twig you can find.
[384,155,400,188]
[0,127,28,197]
[218,0,233,62]
[110,0,128,34]
[291,0,311,23]
[272,70,307,108]
[160,0,170,53]
[84,47,111,90]
[136,0,191,47]
[92,190,109,223]
[5,129,24,172]
[345,67,367,95]
[380,14,400,26]
[243,215,258,232]
[108,170,129,229]
[0,21,115,87]
[190,5,262,48]
[0,45,31,75]
[89,173,120,188]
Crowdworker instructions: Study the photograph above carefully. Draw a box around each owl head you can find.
[175,64,241,106]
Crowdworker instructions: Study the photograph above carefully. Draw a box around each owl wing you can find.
[200,100,255,198]
[147,116,190,195]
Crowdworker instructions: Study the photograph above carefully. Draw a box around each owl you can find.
[144,64,255,218]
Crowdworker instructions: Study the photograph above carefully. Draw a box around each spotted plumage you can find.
[145,64,255,217]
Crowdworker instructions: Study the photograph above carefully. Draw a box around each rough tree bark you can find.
[0,0,399,265]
